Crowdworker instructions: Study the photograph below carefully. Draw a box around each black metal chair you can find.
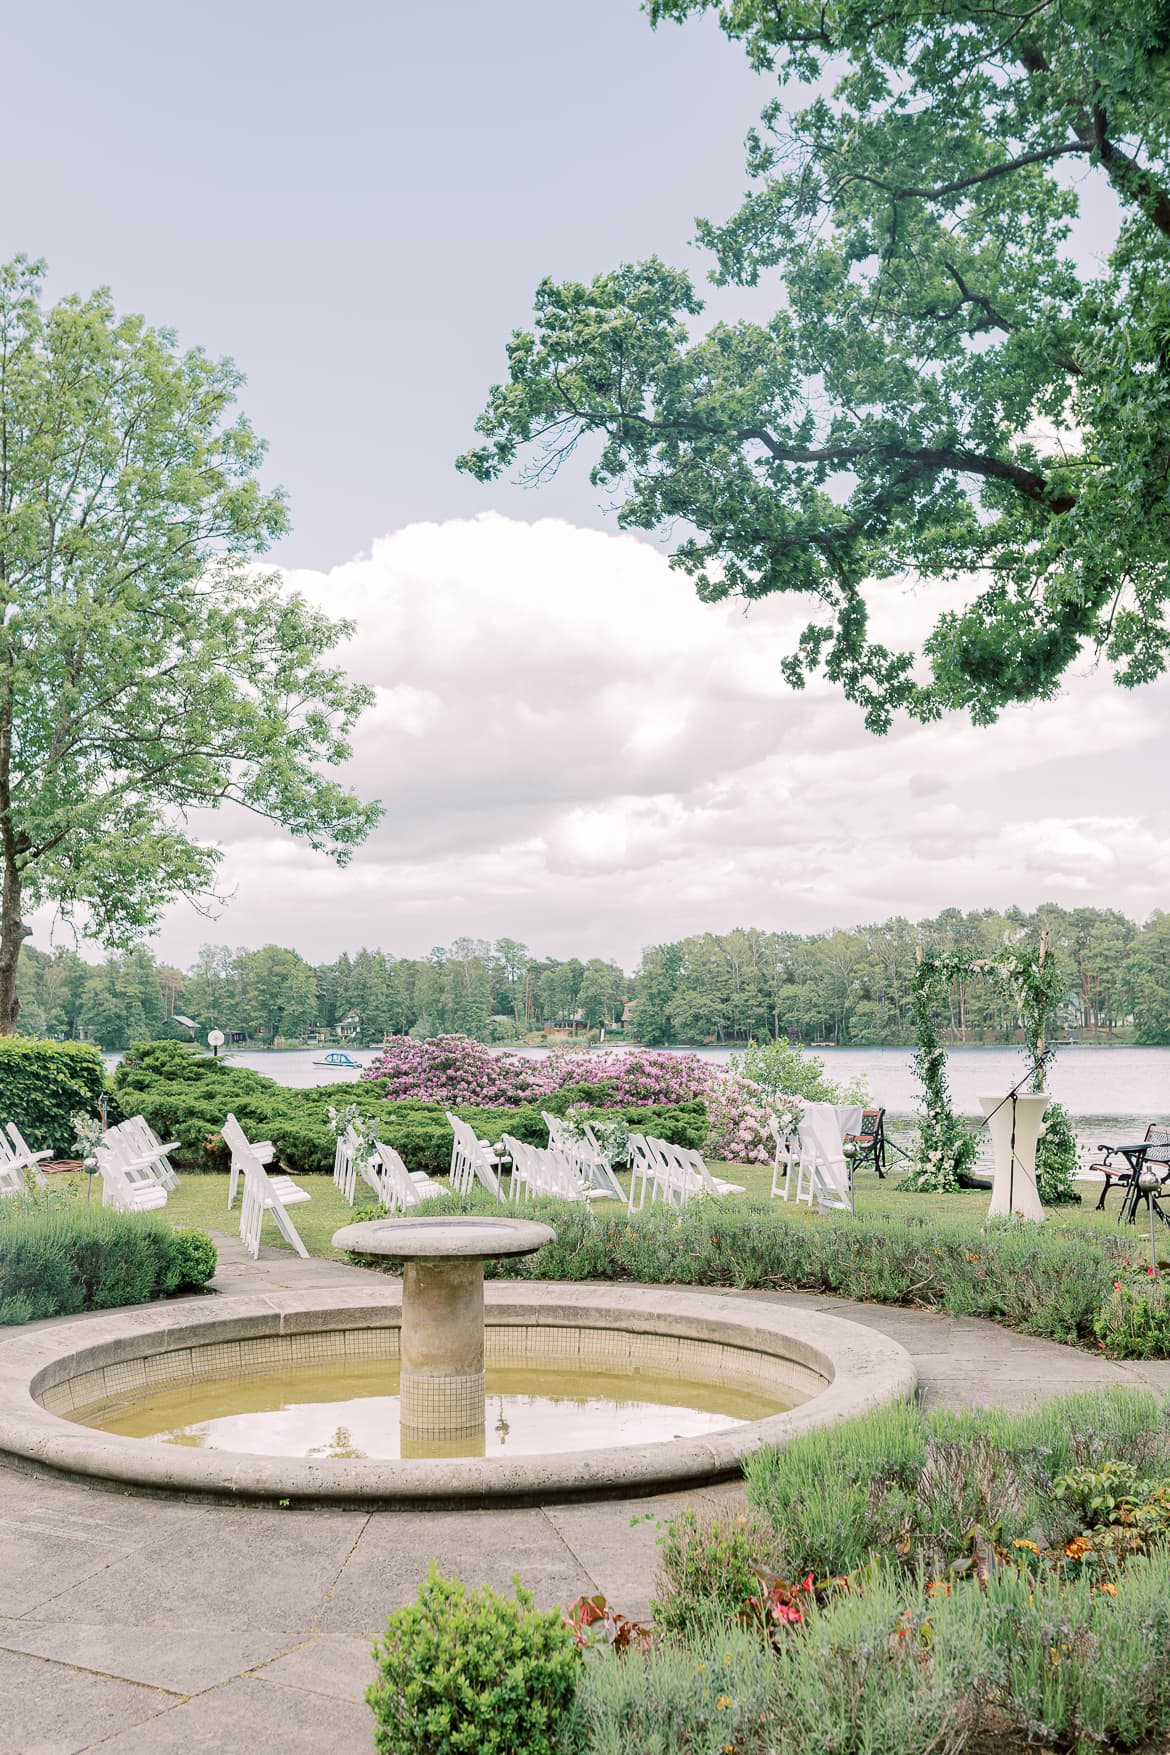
[844,1107,887,1178]
[1093,1124,1170,1213]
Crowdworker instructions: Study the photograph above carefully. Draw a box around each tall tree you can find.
[0,258,380,1032]
[460,1,1170,731]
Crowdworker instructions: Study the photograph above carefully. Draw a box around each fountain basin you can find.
[0,1283,916,1506]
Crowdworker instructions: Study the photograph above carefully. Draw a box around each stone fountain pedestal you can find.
[331,1215,555,1456]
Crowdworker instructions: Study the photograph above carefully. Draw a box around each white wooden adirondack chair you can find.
[222,1114,310,1259]
[93,1138,169,1212]
[0,1123,51,1197]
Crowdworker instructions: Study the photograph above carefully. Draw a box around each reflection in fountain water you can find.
[79,1358,800,1461]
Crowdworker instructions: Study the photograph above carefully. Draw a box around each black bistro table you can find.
[1096,1137,1170,1226]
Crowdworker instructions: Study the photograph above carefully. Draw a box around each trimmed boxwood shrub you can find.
[0,1038,112,1155]
[0,1204,217,1324]
[368,1566,579,1755]
[112,1042,706,1178]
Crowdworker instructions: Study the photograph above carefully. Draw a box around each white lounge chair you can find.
[222,1113,310,1259]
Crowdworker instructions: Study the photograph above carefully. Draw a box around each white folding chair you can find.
[222,1114,309,1212]
[108,1116,181,1191]
[675,1144,744,1198]
[93,1140,169,1213]
[768,1113,797,1200]
[445,1113,503,1199]
[333,1129,357,1204]
[223,1114,310,1259]
[628,1133,676,1211]
[0,1123,51,1195]
[796,1104,853,1213]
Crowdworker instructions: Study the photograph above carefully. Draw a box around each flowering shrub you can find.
[702,1077,795,1165]
[362,1038,713,1110]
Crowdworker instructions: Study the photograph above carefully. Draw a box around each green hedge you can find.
[0,1203,217,1325]
[0,1038,112,1156]
[367,1191,1124,1349]
[112,1042,706,1178]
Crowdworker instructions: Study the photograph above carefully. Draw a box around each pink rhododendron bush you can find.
[703,1078,802,1165]
[361,1035,713,1109]
[361,1036,801,1165]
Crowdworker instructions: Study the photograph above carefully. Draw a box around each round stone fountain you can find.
[330,1215,554,1457]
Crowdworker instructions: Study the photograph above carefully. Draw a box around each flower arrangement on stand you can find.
[560,1106,631,1167]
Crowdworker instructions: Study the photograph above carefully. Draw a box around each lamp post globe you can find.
[207,1029,225,1058]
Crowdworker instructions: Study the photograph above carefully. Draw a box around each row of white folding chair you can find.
[0,1122,51,1197]
[94,1133,169,1213]
[628,1134,743,1210]
[341,1125,443,1211]
[446,1113,503,1199]
[503,1135,606,1204]
[221,1113,310,1259]
[542,1113,624,1201]
[104,1116,180,1191]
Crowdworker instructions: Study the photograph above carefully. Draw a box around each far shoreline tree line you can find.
[12,904,1170,1052]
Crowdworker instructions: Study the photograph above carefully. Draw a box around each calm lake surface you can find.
[147,1043,1170,1130]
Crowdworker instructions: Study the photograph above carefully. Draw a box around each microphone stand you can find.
[977,1051,1053,1214]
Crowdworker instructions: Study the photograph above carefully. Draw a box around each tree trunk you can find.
[0,857,29,1035]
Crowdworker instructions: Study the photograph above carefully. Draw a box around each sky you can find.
[6,1,1164,972]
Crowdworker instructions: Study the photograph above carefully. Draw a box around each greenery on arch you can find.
[902,944,1079,1204]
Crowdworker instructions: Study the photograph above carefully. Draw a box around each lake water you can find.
[121,1043,1170,1131]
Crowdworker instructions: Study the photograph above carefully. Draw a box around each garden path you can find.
[0,1236,1167,1755]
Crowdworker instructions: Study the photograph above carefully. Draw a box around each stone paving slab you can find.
[75,1674,374,1755]
[317,1506,595,1633]
[39,1510,370,1633]
[0,1646,171,1755]
[3,1235,1170,1752]
[0,1621,300,1696]
[252,1636,377,1704]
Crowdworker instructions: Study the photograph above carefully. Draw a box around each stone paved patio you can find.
[1,1236,1167,1754]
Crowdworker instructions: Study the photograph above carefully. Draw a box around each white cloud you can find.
[33,513,1170,968]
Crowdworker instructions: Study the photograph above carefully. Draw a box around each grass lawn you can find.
[130,1162,1123,1261]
